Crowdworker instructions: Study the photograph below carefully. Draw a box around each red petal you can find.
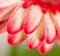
[23,5,43,34]
[8,30,27,46]
[7,7,26,34]
[22,0,32,8]
[44,12,56,44]
[38,40,54,54]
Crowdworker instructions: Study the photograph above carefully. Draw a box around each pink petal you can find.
[0,0,20,8]
[8,30,27,46]
[51,12,60,38]
[23,5,43,34]
[27,34,40,49]
[44,12,56,44]
[0,19,8,33]
[38,40,54,54]
[7,7,27,34]
[27,20,44,49]
[0,4,17,22]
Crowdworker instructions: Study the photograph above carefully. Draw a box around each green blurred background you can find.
[0,32,60,56]
[9,42,60,56]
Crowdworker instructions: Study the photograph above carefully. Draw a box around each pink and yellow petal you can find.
[23,5,43,34]
[0,19,8,33]
[38,40,54,54]
[51,12,60,38]
[8,30,27,46]
[27,19,44,49]
[0,0,20,8]
[0,4,17,22]
[7,6,28,34]
[44,12,56,44]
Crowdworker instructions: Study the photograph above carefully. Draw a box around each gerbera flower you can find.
[0,0,60,54]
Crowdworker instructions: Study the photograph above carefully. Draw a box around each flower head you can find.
[0,0,60,54]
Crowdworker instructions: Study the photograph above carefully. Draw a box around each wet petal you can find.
[23,5,43,34]
[27,20,44,49]
[44,12,56,44]
[0,19,8,33]
[7,7,27,34]
[8,30,27,46]
[38,40,54,54]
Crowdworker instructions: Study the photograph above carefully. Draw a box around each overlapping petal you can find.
[0,0,60,54]
[44,12,56,44]
[0,19,8,33]
[7,6,27,34]
[23,5,43,34]
[0,0,20,8]
[51,12,60,37]
[27,19,44,49]
[38,40,54,54]
[8,30,27,46]
[0,4,17,22]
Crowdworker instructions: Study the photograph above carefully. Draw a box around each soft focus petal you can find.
[57,34,60,46]
[7,6,27,34]
[51,12,60,38]
[8,30,27,46]
[22,0,32,8]
[0,4,17,22]
[0,0,20,8]
[23,5,43,34]
[44,12,56,44]
[27,35,40,49]
[27,20,44,49]
[0,19,8,33]
[38,40,54,54]
[57,37,60,46]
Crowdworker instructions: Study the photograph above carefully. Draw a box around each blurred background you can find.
[0,32,60,56]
